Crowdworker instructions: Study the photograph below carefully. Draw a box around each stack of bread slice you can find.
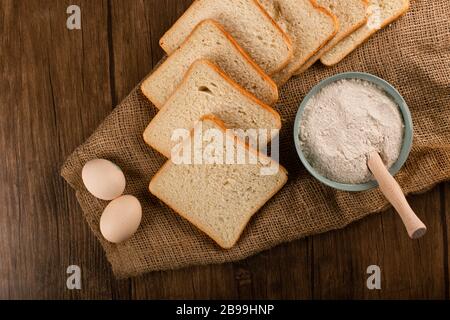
[141,0,410,248]
[320,0,410,67]
[259,0,409,83]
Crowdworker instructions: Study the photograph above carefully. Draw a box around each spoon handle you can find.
[367,152,427,239]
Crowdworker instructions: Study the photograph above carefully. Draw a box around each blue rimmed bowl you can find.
[293,72,413,192]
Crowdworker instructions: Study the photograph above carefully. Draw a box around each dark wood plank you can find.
[444,183,450,299]
[241,239,313,299]
[130,264,238,299]
[0,0,20,300]
[0,0,125,299]
[312,187,447,299]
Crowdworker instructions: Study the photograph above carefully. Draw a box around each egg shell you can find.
[100,195,142,244]
[82,159,126,200]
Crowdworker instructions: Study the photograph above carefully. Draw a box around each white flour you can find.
[299,79,405,184]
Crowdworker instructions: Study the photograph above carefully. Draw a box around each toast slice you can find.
[295,0,369,74]
[141,20,278,108]
[259,0,338,85]
[143,60,281,158]
[159,0,293,75]
[149,115,288,249]
[320,0,410,66]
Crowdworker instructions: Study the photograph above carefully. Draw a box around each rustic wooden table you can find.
[1,0,449,299]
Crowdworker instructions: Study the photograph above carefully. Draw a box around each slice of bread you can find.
[143,60,281,158]
[259,0,338,85]
[149,115,288,249]
[295,0,369,74]
[141,20,278,108]
[320,0,410,66]
[159,0,293,75]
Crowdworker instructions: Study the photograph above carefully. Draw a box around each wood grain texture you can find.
[0,0,449,299]
[444,183,450,299]
[0,0,116,299]
[312,189,446,299]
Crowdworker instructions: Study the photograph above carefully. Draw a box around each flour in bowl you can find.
[299,79,405,184]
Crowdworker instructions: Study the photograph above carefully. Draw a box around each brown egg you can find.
[100,195,142,244]
[82,159,126,200]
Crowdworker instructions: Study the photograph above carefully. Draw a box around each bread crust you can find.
[149,114,288,249]
[321,0,410,66]
[206,20,279,103]
[143,59,282,158]
[142,19,279,108]
[159,0,204,54]
[159,0,294,75]
[309,0,340,57]
[296,0,340,68]
[251,0,294,74]
[294,0,369,75]
[201,59,282,129]
[271,0,339,85]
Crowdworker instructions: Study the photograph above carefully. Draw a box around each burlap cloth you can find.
[61,0,450,278]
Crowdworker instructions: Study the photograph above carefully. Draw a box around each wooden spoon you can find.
[367,152,427,239]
